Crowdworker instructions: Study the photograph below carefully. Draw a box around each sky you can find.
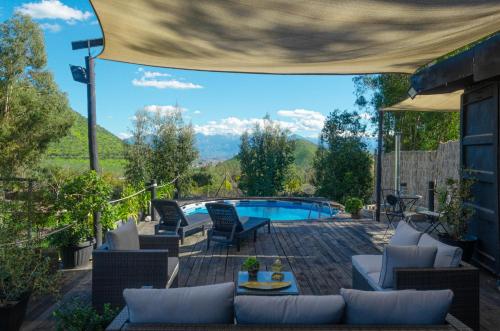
[1,0,371,140]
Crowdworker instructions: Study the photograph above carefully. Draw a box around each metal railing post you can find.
[428,181,435,211]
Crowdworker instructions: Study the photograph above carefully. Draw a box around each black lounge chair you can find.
[153,199,211,244]
[205,202,270,251]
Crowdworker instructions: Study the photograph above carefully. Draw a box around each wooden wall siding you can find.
[380,141,460,207]
[461,82,500,276]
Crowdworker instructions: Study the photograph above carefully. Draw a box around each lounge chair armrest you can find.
[105,307,129,331]
[139,234,179,257]
[93,249,170,273]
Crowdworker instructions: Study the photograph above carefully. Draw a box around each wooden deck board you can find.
[20,219,500,331]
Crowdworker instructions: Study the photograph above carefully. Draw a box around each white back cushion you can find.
[418,233,463,267]
[341,288,453,325]
[124,283,235,324]
[106,220,140,250]
[379,245,437,288]
[389,222,422,246]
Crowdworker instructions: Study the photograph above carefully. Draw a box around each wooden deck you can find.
[21,219,500,330]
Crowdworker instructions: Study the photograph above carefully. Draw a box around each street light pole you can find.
[70,38,103,247]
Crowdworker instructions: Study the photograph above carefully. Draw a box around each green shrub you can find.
[241,257,260,271]
[344,197,364,215]
[53,297,118,331]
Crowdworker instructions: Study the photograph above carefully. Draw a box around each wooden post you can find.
[150,179,157,223]
[375,110,384,222]
[86,55,102,247]
[428,181,435,211]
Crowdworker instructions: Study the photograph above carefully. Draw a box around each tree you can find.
[124,110,152,186]
[238,117,295,196]
[0,14,73,176]
[125,105,198,196]
[313,110,373,203]
[353,74,459,151]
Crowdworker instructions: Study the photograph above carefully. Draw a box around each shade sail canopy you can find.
[381,90,462,113]
[91,0,500,74]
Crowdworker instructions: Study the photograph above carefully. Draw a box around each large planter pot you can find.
[438,234,478,263]
[0,292,31,331]
[60,241,93,269]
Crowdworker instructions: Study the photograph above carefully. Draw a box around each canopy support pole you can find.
[375,110,384,222]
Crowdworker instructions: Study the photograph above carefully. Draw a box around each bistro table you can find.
[236,271,299,296]
[397,193,422,212]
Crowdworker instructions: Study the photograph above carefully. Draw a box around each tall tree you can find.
[124,110,151,186]
[125,105,198,196]
[0,14,73,176]
[353,74,459,151]
[313,110,373,203]
[238,117,295,196]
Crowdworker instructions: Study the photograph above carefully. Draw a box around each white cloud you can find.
[90,20,99,25]
[141,104,186,116]
[39,22,61,32]
[194,117,297,136]
[132,70,202,90]
[17,1,92,22]
[277,109,326,133]
[193,110,201,115]
[117,132,132,140]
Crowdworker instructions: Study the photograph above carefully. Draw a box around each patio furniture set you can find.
[92,199,478,331]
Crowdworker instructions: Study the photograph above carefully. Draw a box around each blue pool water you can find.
[182,200,339,221]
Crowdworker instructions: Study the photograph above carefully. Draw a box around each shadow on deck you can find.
[21,219,500,331]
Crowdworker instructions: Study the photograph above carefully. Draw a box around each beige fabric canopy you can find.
[382,90,462,113]
[90,0,500,74]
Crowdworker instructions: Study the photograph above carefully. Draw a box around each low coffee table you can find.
[236,271,299,296]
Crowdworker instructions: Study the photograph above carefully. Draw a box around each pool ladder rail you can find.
[307,201,334,220]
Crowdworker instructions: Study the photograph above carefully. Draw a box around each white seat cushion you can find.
[105,220,140,250]
[341,288,453,325]
[418,233,463,267]
[235,295,345,325]
[389,222,422,246]
[124,282,235,324]
[378,245,437,288]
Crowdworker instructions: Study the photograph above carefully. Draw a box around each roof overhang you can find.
[90,0,500,74]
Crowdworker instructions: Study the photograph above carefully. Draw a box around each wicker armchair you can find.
[106,308,471,331]
[92,234,179,311]
[352,262,479,331]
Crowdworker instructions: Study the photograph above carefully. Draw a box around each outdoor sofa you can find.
[106,282,471,330]
[92,220,180,310]
[153,199,212,244]
[205,202,271,251]
[352,221,479,331]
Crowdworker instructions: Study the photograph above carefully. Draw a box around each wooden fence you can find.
[380,141,459,208]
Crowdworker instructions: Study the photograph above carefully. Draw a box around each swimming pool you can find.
[181,199,339,221]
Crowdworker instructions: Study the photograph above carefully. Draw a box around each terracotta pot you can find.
[438,234,477,263]
[60,241,93,269]
[0,292,31,331]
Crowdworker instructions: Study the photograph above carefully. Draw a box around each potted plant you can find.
[345,197,364,219]
[241,257,260,280]
[437,178,477,262]
[50,171,112,269]
[53,297,118,331]
[0,242,59,331]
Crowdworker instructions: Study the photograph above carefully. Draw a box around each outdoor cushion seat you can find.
[106,220,140,250]
[351,255,382,275]
[341,288,453,325]
[418,233,463,267]
[379,245,437,288]
[389,221,423,246]
[123,283,235,324]
[234,295,345,325]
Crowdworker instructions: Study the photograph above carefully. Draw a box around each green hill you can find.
[43,111,126,176]
[46,111,125,159]
[293,139,317,168]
